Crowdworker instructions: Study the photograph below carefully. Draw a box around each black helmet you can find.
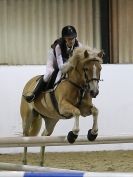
[62,25,77,38]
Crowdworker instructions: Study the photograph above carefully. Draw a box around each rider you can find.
[24,25,82,103]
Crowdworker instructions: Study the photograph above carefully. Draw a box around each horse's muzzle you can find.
[90,90,99,98]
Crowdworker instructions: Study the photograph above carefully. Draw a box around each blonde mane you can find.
[61,46,103,73]
[69,46,103,64]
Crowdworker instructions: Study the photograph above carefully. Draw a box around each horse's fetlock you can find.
[40,161,44,166]
[72,129,80,135]
[91,129,98,135]
[22,159,27,165]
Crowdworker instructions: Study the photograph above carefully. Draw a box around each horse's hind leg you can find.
[22,108,42,165]
[40,118,59,166]
[87,106,98,141]
[22,112,32,165]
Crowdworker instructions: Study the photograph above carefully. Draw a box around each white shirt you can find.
[55,42,82,70]
[43,41,82,83]
[54,42,82,83]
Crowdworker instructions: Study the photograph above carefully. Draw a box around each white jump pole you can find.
[0,135,133,147]
[0,135,133,176]
[0,162,84,173]
[0,171,133,177]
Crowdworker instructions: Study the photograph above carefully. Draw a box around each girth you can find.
[50,90,72,119]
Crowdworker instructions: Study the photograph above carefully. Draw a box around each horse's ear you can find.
[84,50,89,58]
[98,50,104,58]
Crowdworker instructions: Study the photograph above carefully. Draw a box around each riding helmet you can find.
[62,25,77,38]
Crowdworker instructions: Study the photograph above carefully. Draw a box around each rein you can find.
[65,79,87,107]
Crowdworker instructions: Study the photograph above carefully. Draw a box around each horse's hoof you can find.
[67,131,78,144]
[87,129,98,141]
[22,160,27,165]
[40,161,44,166]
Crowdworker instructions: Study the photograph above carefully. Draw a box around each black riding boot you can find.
[23,77,47,103]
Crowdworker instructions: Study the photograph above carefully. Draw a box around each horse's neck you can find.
[68,69,84,86]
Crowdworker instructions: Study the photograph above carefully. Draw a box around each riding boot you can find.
[23,77,47,103]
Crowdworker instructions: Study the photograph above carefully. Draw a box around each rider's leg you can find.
[23,50,55,103]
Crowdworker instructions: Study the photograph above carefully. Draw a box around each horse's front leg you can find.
[72,116,79,135]
[67,116,80,144]
[59,100,80,144]
[87,106,98,141]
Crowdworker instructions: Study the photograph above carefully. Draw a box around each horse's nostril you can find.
[90,90,99,98]
[90,90,94,96]
[96,90,99,96]
[90,91,93,95]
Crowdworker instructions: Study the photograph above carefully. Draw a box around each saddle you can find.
[35,69,59,91]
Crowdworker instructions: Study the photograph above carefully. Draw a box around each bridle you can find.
[50,62,102,118]
[65,64,102,106]
[83,68,100,85]
[65,78,87,107]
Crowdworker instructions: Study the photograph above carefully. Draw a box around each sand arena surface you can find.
[0,150,133,172]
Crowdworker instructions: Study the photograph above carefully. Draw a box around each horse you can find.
[20,46,103,166]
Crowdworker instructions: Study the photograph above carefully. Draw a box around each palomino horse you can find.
[20,47,103,166]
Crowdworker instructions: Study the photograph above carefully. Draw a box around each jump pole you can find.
[0,171,133,177]
[0,162,84,173]
[0,163,133,176]
[0,135,133,147]
[0,135,133,176]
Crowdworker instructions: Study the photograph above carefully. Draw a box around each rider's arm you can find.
[55,44,70,74]
[55,42,82,72]
[55,44,64,70]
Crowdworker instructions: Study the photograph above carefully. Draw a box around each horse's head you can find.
[81,49,103,98]
[62,47,103,98]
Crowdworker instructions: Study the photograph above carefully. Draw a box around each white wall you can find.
[0,64,133,153]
